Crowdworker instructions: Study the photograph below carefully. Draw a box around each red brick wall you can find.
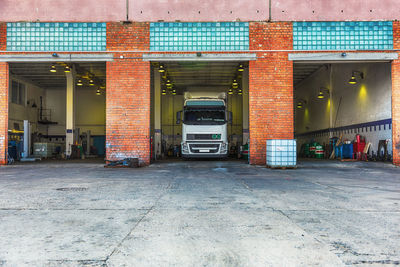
[0,23,6,51]
[107,22,150,51]
[248,22,294,165]
[392,21,400,166]
[106,22,151,165]
[106,54,151,166]
[392,59,400,166]
[0,62,8,165]
[393,21,400,50]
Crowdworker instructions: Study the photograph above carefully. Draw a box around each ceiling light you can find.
[159,64,165,73]
[166,80,172,86]
[228,88,234,95]
[238,89,243,95]
[297,99,306,109]
[64,65,71,73]
[162,89,167,95]
[172,89,177,95]
[348,76,357,84]
[317,87,329,99]
[89,79,95,86]
[348,71,364,85]
[50,64,57,73]
[96,89,101,96]
[238,64,244,72]
[232,79,238,86]
[77,79,83,86]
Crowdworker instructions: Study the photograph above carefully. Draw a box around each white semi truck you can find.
[177,92,231,158]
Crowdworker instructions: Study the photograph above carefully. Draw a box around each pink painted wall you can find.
[129,0,267,22]
[272,0,400,21]
[0,0,400,22]
[0,0,126,21]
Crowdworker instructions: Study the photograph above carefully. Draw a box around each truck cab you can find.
[177,92,231,158]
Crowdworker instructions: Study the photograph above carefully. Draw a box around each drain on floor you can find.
[56,187,88,191]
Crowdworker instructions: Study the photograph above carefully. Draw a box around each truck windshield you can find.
[184,108,226,125]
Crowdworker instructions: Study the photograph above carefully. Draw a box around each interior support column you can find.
[242,67,249,145]
[154,68,162,158]
[65,68,76,157]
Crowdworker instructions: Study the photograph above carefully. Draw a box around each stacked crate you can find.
[266,139,297,168]
[33,143,57,158]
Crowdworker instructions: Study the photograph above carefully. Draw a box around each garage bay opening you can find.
[294,62,392,163]
[150,61,249,161]
[8,62,106,163]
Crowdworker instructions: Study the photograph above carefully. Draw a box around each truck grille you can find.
[189,143,220,153]
[187,134,220,140]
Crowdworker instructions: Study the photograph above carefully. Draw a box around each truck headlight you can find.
[182,143,189,152]
[220,143,228,151]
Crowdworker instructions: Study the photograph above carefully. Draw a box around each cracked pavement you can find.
[0,159,399,266]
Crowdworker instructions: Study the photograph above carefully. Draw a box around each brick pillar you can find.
[0,23,6,51]
[248,22,293,165]
[106,55,151,166]
[248,54,294,165]
[392,21,400,166]
[0,62,8,165]
[392,59,400,166]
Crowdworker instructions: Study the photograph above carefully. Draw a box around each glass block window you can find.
[6,22,106,51]
[150,22,249,51]
[293,21,393,50]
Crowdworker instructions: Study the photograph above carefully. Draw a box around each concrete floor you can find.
[0,159,399,266]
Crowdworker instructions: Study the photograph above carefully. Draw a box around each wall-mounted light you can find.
[348,71,364,84]
[64,65,71,73]
[28,99,37,108]
[238,64,244,72]
[96,89,101,96]
[317,87,330,99]
[77,79,83,86]
[50,64,57,73]
[296,99,307,109]
[159,64,165,73]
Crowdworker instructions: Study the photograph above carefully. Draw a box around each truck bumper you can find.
[181,142,228,158]
[182,152,228,159]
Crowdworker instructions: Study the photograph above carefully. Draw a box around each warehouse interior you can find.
[150,61,249,160]
[8,62,106,161]
[294,62,392,162]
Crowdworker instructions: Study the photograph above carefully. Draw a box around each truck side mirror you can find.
[176,111,182,124]
[229,112,233,124]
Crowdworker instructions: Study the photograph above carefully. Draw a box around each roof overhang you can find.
[143,53,257,61]
[0,53,114,62]
[289,52,398,63]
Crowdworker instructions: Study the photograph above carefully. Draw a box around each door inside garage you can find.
[294,61,392,162]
